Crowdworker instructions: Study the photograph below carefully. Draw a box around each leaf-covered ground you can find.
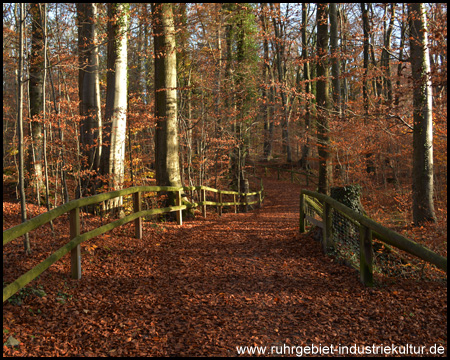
[3,178,447,356]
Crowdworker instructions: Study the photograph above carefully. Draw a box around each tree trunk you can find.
[77,3,102,199]
[409,3,436,224]
[329,3,341,116]
[152,3,182,206]
[271,3,291,163]
[316,3,332,194]
[18,3,31,254]
[340,8,349,111]
[361,3,369,118]
[260,3,273,161]
[28,3,45,199]
[394,4,406,108]
[382,4,395,106]
[100,3,128,214]
[298,3,311,171]
[361,3,375,175]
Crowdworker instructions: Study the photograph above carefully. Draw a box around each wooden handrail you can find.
[3,183,264,303]
[300,189,447,286]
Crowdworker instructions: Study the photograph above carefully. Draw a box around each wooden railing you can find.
[3,183,264,303]
[299,189,447,286]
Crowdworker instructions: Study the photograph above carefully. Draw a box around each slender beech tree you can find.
[18,3,31,254]
[361,3,369,118]
[224,3,240,191]
[100,3,128,213]
[77,3,102,198]
[381,3,395,105]
[152,3,182,204]
[271,2,292,163]
[329,3,341,116]
[316,3,332,194]
[299,3,311,170]
[361,3,375,174]
[394,3,407,108]
[28,3,45,201]
[409,3,437,224]
[260,3,273,161]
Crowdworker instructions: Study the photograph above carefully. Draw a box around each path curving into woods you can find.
[3,178,447,356]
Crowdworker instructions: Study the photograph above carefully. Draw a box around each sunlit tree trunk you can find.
[394,4,406,108]
[152,3,182,202]
[224,5,239,191]
[361,3,369,118]
[409,3,436,224]
[340,8,349,111]
[28,3,45,200]
[361,3,375,174]
[329,3,341,116]
[214,4,223,188]
[298,3,311,170]
[77,3,102,198]
[271,3,291,163]
[18,3,31,254]
[316,3,332,194]
[261,3,273,161]
[100,3,128,213]
[381,3,395,106]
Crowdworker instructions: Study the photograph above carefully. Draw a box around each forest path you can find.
[3,178,447,356]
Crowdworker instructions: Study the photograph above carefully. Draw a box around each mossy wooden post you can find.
[291,170,294,183]
[299,192,305,233]
[176,190,182,225]
[322,201,332,253]
[360,224,373,286]
[233,194,237,213]
[201,188,207,217]
[218,191,223,216]
[277,168,280,180]
[133,191,142,239]
[70,207,81,279]
[259,179,263,208]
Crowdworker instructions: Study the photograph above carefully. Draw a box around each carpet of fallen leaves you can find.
[3,178,447,356]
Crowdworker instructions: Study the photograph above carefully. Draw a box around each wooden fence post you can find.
[259,179,263,208]
[133,192,142,239]
[299,192,305,233]
[176,190,182,225]
[201,188,207,218]
[233,194,237,213]
[70,207,81,279]
[360,225,374,286]
[218,191,223,216]
[322,202,332,253]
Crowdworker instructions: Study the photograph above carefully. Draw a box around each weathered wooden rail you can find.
[3,183,264,303]
[299,189,447,286]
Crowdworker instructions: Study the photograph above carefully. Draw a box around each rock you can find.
[5,336,20,347]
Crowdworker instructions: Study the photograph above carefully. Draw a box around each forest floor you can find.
[3,177,447,356]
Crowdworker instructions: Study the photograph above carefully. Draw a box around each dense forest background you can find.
[2,3,447,228]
